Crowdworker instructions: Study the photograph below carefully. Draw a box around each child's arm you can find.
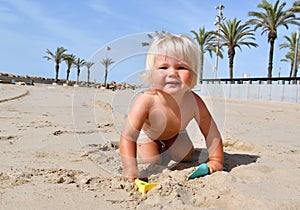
[120,93,151,182]
[192,92,224,173]
[120,132,138,182]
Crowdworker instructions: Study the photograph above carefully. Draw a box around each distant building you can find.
[242,73,250,84]
[242,73,250,78]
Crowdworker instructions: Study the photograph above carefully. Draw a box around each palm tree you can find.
[279,32,300,77]
[101,58,114,88]
[43,46,67,82]
[292,50,300,78]
[84,61,94,87]
[247,0,300,83]
[291,1,300,13]
[280,52,296,78]
[73,57,86,85]
[214,18,258,82]
[63,54,76,82]
[190,27,219,83]
[141,30,167,47]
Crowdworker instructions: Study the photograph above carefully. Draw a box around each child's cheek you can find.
[151,70,165,87]
[181,71,192,86]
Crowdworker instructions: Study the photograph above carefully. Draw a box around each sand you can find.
[0,83,299,210]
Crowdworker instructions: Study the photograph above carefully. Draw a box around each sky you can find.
[0,0,298,84]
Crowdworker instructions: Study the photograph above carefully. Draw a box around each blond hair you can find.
[144,32,199,88]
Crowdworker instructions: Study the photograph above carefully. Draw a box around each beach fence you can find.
[194,84,300,103]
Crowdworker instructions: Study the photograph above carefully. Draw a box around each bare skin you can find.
[120,55,224,182]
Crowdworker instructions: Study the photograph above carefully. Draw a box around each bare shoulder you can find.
[143,88,159,96]
[190,91,210,116]
[191,91,205,105]
[138,88,158,101]
[130,89,157,110]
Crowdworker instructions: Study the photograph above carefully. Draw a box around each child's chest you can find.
[148,102,194,131]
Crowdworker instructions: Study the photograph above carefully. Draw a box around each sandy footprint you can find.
[0,135,17,141]
[83,142,122,176]
[30,120,53,128]
[0,135,18,144]
[97,122,115,133]
[94,100,113,112]
[223,137,264,153]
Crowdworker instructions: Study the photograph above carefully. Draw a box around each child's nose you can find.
[169,68,179,76]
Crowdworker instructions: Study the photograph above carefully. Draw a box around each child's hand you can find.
[207,160,223,174]
[122,166,138,182]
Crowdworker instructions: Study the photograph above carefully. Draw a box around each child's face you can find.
[151,54,192,95]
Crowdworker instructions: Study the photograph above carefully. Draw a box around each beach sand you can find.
[0,83,299,210]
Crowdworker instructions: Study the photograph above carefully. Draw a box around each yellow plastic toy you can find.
[134,179,159,194]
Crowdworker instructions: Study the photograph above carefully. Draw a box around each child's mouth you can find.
[165,81,180,85]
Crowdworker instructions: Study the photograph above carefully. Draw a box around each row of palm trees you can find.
[43,47,91,86]
[43,46,115,87]
[44,0,299,86]
[189,0,300,84]
[141,1,299,84]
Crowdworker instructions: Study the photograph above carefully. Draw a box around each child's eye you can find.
[158,66,168,70]
[178,66,188,70]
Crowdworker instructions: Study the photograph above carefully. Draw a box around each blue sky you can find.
[0,0,298,84]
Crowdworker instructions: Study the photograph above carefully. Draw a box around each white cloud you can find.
[3,0,101,51]
[0,5,22,23]
[85,0,141,29]
[86,0,112,15]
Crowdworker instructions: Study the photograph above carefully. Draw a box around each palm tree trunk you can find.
[228,49,235,84]
[66,69,70,81]
[55,63,59,82]
[87,69,90,87]
[293,67,298,77]
[76,68,80,85]
[199,52,204,84]
[289,63,293,78]
[267,40,275,84]
[104,68,108,88]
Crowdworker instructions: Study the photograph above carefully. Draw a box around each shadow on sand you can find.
[168,148,260,172]
[139,148,260,178]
